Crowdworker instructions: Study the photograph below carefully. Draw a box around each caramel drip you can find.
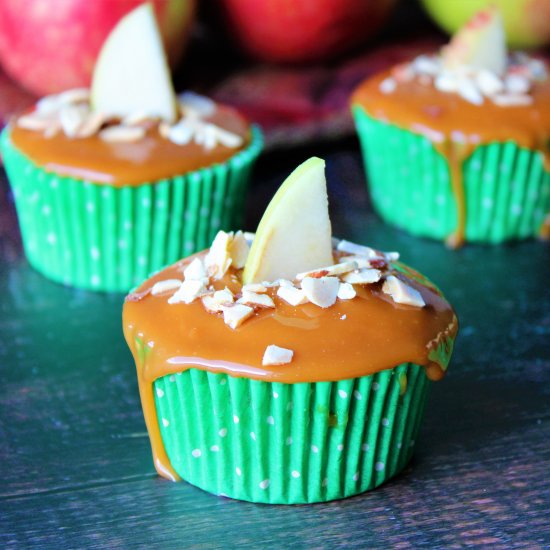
[122,252,458,480]
[10,105,251,186]
[352,67,550,245]
[433,141,475,248]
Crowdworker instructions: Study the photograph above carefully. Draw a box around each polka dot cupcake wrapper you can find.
[0,126,263,292]
[352,106,550,244]
[153,363,430,504]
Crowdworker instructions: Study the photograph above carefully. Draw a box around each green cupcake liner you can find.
[352,106,550,244]
[153,363,430,504]
[0,126,263,292]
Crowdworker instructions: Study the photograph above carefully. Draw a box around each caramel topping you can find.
[10,105,251,186]
[352,67,550,152]
[123,248,457,481]
[123,251,457,384]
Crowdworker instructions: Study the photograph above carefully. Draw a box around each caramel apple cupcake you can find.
[123,157,458,504]
[0,4,262,291]
[352,6,549,247]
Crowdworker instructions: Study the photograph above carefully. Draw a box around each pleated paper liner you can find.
[153,363,430,504]
[0,126,263,292]
[352,106,550,244]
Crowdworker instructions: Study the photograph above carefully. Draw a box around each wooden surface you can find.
[0,140,549,548]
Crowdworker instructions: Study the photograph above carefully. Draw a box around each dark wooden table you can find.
[1,138,549,548]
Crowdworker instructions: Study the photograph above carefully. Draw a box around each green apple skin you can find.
[243,157,333,285]
[421,0,550,48]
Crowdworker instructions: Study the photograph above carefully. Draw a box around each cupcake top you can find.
[7,3,251,186]
[123,231,457,385]
[352,6,550,157]
[10,91,251,185]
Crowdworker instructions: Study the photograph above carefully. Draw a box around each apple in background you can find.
[421,0,550,49]
[218,0,397,64]
[0,0,196,97]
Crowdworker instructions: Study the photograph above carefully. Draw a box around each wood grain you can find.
[1,144,549,548]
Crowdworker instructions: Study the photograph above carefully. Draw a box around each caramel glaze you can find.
[123,250,458,481]
[10,105,251,186]
[352,66,550,246]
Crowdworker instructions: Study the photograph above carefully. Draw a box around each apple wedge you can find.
[91,3,178,122]
[242,157,333,284]
[441,5,507,75]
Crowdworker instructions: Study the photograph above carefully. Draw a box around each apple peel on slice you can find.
[441,5,507,76]
[91,3,178,122]
[242,157,333,285]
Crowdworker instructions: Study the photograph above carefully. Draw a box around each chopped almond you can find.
[342,269,381,285]
[262,345,293,366]
[213,288,234,305]
[277,286,309,306]
[300,276,339,308]
[242,283,267,294]
[229,230,250,269]
[238,290,275,308]
[222,304,254,329]
[204,231,232,279]
[337,282,356,300]
[184,257,207,281]
[382,275,425,307]
[168,279,206,304]
[296,261,357,280]
[336,240,378,258]
[202,295,223,313]
[151,279,182,296]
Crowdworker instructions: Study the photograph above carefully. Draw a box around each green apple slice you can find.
[91,3,178,122]
[442,5,507,75]
[242,157,333,285]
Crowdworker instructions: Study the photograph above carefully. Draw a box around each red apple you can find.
[219,0,397,64]
[0,0,196,96]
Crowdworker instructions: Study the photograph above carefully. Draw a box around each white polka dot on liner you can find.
[156,388,164,398]
[267,416,275,425]
[286,437,293,446]
[375,462,385,472]
[162,418,169,427]
[259,479,270,490]
[381,418,389,427]
[233,415,239,424]
[353,390,362,400]
[219,428,227,437]
[192,449,201,458]
[273,392,279,399]
[372,382,380,391]
[236,467,242,476]
[337,444,344,451]
[361,443,370,452]
[250,432,256,441]
[210,445,219,452]
[291,471,300,479]
[353,472,359,481]
[311,445,319,453]
[338,390,348,399]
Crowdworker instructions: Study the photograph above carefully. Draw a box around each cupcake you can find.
[351,6,549,247]
[0,4,262,291]
[123,157,458,504]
